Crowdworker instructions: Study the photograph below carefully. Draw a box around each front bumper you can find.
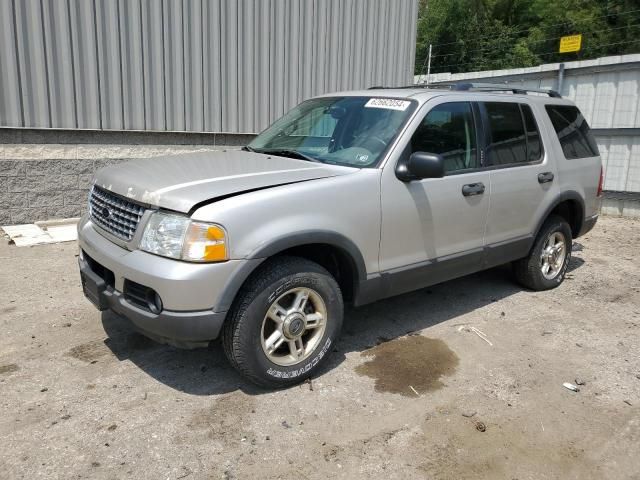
[79,257,225,347]
[77,216,261,347]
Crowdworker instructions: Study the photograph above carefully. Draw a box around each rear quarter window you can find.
[545,105,599,159]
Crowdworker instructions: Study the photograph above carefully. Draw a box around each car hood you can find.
[93,150,355,213]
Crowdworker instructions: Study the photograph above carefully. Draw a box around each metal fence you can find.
[418,54,640,195]
[0,0,418,134]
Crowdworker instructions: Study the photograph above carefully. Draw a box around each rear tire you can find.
[222,256,343,388]
[513,215,572,291]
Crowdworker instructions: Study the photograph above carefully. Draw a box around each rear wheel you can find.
[222,256,343,388]
[513,215,572,291]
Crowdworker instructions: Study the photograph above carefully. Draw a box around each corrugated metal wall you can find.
[0,0,418,134]
[424,55,640,194]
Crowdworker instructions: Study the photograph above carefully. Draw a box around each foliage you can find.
[415,0,640,75]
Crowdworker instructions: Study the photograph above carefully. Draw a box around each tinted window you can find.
[485,102,527,166]
[545,105,599,159]
[521,105,542,162]
[411,102,478,173]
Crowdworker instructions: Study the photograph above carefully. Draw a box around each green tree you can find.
[415,0,640,75]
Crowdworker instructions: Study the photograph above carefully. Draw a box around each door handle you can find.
[462,182,485,196]
[538,172,554,184]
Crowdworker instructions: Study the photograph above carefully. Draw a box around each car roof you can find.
[315,85,576,107]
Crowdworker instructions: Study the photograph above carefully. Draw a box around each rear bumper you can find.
[578,214,598,237]
[79,256,226,348]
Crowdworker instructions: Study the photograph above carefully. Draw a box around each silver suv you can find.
[78,84,602,387]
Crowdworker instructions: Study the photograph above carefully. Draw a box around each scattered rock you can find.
[576,343,583,347]
[475,421,486,432]
[461,410,477,418]
[575,378,586,386]
[40,387,48,392]
[91,462,100,468]
[61,414,71,420]
[500,312,505,317]
[107,424,117,431]
[623,400,632,406]
[199,364,207,373]
[542,331,553,336]
[281,420,291,429]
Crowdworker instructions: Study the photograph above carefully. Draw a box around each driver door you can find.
[379,99,491,296]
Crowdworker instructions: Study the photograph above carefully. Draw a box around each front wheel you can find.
[222,256,343,388]
[513,214,572,291]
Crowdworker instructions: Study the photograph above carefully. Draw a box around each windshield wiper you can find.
[251,148,321,163]
[242,145,256,152]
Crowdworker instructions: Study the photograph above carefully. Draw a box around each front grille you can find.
[89,186,145,241]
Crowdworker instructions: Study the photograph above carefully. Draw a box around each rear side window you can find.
[521,105,542,162]
[484,102,528,166]
[545,105,599,159]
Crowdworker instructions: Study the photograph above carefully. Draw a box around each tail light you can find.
[597,166,604,197]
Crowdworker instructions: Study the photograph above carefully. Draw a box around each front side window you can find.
[410,102,478,173]
[248,96,417,168]
[545,105,599,159]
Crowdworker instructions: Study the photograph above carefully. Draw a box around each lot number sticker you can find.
[365,98,411,111]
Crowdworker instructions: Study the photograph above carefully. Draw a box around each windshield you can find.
[248,96,417,168]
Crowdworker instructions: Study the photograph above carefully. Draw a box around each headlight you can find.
[139,212,228,262]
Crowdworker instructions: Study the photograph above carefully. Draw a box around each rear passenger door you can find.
[481,100,560,265]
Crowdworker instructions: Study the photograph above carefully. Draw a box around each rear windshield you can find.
[545,105,599,159]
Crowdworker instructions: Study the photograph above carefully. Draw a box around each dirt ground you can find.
[0,216,638,479]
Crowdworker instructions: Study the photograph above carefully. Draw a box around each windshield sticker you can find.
[365,98,411,111]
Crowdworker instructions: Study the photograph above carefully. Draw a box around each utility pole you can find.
[558,63,565,95]
[426,44,432,84]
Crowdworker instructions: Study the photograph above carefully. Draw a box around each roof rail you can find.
[406,82,561,98]
[450,82,561,98]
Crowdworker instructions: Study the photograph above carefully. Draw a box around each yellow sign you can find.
[559,34,582,53]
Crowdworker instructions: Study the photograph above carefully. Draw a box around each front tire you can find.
[222,256,343,388]
[513,214,572,291]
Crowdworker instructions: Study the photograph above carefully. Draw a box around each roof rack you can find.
[448,82,562,98]
[372,82,562,98]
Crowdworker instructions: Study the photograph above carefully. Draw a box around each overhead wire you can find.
[423,7,640,49]
[431,22,640,60]
[427,38,640,74]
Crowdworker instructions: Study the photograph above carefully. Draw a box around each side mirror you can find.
[396,152,445,181]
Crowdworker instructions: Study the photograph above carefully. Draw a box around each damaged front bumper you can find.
[77,215,254,348]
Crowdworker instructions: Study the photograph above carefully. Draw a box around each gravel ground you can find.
[0,216,638,479]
